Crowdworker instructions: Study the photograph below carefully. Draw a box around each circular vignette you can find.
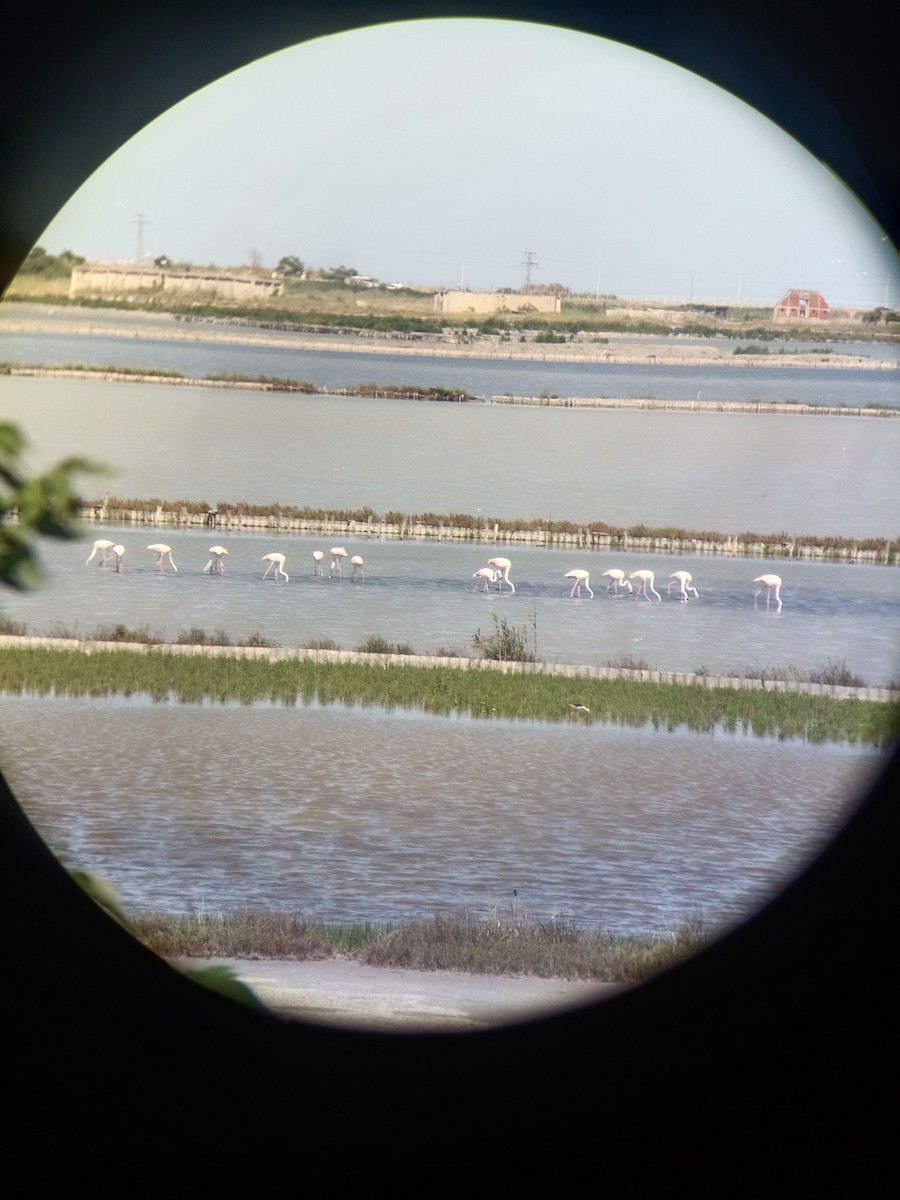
[1,0,897,1172]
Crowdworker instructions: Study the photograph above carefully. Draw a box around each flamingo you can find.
[351,555,365,581]
[262,552,289,581]
[629,570,661,601]
[312,550,325,576]
[754,574,783,610]
[668,570,699,601]
[473,567,500,593]
[85,539,115,567]
[601,568,633,594]
[110,544,126,573]
[487,557,515,593]
[147,543,177,572]
[330,547,348,577]
[204,546,228,574]
[565,569,593,598]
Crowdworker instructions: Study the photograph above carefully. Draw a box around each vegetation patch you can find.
[735,658,869,688]
[354,635,416,655]
[472,615,537,662]
[81,496,899,562]
[0,646,895,745]
[128,907,714,985]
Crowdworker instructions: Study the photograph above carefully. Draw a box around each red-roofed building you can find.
[773,289,829,320]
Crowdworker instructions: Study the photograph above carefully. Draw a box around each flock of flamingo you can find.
[85,539,783,609]
[85,540,365,583]
[472,558,782,607]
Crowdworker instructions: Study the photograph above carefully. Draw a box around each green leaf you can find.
[70,870,129,925]
[181,965,270,1012]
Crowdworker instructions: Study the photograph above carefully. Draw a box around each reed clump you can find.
[472,615,537,662]
[355,635,416,655]
[93,622,162,644]
[175,627,233,646]
[736,659,868,688]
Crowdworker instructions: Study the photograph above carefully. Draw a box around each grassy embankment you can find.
[129,907,713,985]
[0,643,895,746]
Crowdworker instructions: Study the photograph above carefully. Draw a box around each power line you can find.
[134,213,149,264]
[522,249,537,287]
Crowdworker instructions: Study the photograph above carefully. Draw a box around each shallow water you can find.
[4,530,899,684]
[2,376,899,537]
[0,693,880,932]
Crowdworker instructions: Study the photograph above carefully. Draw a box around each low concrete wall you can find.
[2,636,896,702]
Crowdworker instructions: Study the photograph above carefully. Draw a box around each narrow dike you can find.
[77,501,897,565]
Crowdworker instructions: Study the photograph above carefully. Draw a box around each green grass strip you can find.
[1,647,896,746]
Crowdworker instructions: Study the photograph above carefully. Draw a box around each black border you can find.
[2,1,897,1177]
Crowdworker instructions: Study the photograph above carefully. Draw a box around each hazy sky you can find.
[36,18,898,307]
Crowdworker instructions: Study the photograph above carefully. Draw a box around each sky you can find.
[35,18,899,308]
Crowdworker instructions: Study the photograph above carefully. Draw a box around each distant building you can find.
[69,263,284,301]
[433,290,561,316]
[773,289,829,320]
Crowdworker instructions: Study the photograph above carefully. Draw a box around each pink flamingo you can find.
[351,555,365,581]
[148,543,177,572]
[330,547,348,577]
[565,569,593,598]
[262,552,289,581]
[753,574,782,610]
[312,550,325,576]
[110,544,126,573]
[204,546,228,574]
[85,539,115,567]
[487,557,515,593]
[630,570,661,601]
[473,567,500,592]
[668,570,699,601]
[601,568,633,594]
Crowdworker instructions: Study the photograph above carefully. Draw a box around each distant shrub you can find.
[355,635,416,655]
[242,632,278,648]
[472,615,536,663]
[175,628,232,646]
[807,658,867,688]
[93,623,161,644]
